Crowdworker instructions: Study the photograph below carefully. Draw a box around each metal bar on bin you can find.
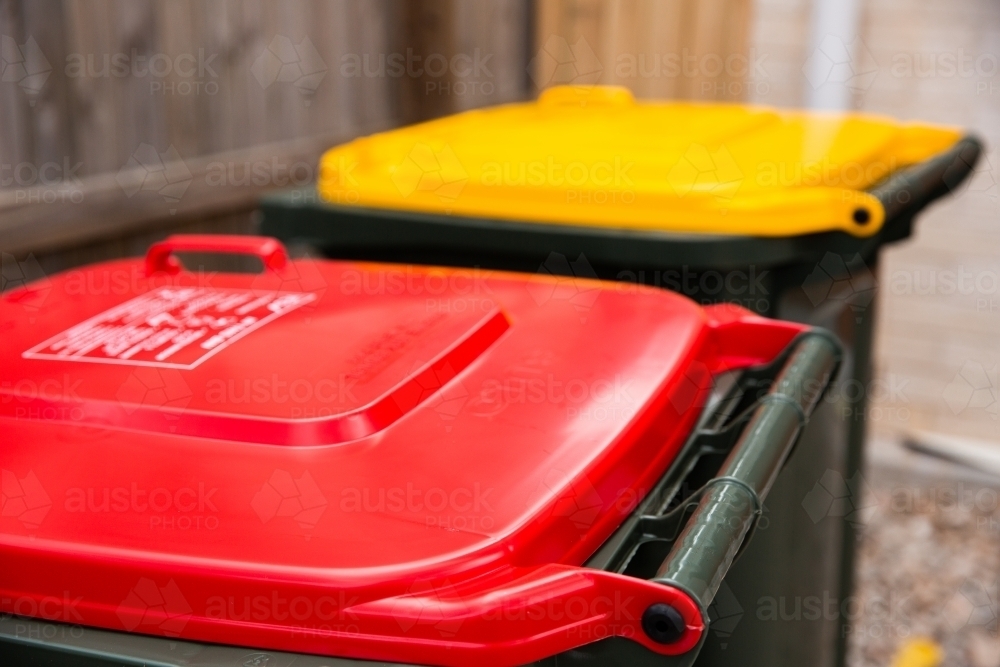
[652,333,841,613]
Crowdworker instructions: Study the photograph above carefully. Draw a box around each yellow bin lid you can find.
[319,86,962,238]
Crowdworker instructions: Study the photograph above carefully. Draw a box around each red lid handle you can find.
[145,235,289,276]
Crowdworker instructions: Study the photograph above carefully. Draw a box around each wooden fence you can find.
[0,0,754,269]
[0,0,535,265]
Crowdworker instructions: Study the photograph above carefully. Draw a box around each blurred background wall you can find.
[1,0,999,450]
[749,0,1000,449]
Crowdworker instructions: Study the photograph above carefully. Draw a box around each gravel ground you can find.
[847,441,1000,667]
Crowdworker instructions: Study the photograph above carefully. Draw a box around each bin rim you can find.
[264,133,982,272]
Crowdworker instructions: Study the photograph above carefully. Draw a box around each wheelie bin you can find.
[257,85,983,667]
[0,234,840,666]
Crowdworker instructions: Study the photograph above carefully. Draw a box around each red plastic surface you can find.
[0,236,806,666]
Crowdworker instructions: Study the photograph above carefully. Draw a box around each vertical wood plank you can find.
[395,0,458,123]
[64,0,118,176]
[532,0,752,101]
[18,0,75,169]
[0,1,35,171]
[452,0,532,111]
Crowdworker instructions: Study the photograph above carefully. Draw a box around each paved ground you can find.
[847,440,1000,667]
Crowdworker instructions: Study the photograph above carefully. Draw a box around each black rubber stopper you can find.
[641,603,686,644]
[852,207,871,224]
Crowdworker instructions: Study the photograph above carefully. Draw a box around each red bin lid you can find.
[0,236,804,666]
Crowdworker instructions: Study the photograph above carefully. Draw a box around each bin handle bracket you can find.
[145,234,290,277]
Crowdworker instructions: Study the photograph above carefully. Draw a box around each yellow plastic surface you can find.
[890,638,943,667]
[319,85,963,238]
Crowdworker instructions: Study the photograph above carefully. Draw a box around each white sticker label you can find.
[23,287,317,369]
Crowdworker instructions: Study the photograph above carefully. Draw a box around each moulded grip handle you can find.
[870,135,983,240]
[145,234,289,276]
[537,84,636,107]
[651,332,841,614]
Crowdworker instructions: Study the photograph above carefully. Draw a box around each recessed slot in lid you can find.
[9,285,509,445]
